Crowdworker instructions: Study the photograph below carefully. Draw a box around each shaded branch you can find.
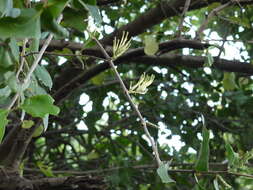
[53,54,253,104]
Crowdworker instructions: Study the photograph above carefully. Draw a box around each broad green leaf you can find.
[47,0,70,18]
[225,142,239,168]
[195,126,210,172]
[157,162,175,183]
[78,0,102,25]
[40,0,69,37]
[213,178,219,190]
[22,120,34,129]
[34,65,53,90]
[20,94,60,118]
[32,125,44,137]
[63,8,88,31]
[0,8,41,38]
[144,35,159,56]
[41,11,69,37]
[0,109,9,143]
[26,76,47,96]
[222,72,238,91]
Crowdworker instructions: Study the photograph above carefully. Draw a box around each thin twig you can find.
[24,166,253,179]
[91,36,162,166]
[177,0,191,38]
[195,2,231,39]
[16,39,28,79]
[24,51,107,61]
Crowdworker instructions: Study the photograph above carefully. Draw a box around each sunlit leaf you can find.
[144,35,159,56]
[222,72,238,91]
[22,120,34,129]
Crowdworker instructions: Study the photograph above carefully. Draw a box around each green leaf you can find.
[47,0,70,18]
[91,72,106,85]
[0,46,13,68]
[5,72,29,93]
[0,8,41,38]
[63,8,88,31]
[41,11,69,37]
[222,72,238,91]
[0,109,9,143]
[157,162,175,183]
[41,0,69,37]
[195,126,210,172]
[9,38,19,63]
[26,76,47,96]
[87,150,99,159]
[144,35,159,56]
[78,0,101,25]
[37,161,55,177]
[29,38,40,52]
[225,142,239,168]
[34,65,53,90]
[20,94,60,118]
[32,125,44,137]
[0,86,11,98]
[22,120,34,129]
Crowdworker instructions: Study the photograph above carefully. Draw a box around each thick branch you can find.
[53,54,253,104]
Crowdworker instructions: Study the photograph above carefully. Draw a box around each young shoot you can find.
[113,31,131,60]
[129,73,155,94]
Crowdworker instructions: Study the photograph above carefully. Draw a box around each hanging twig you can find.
[195,2,231,39]
[177,0,191,38]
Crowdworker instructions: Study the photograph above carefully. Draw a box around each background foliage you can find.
[1,0,253,189]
